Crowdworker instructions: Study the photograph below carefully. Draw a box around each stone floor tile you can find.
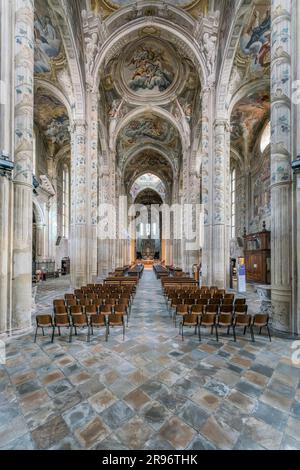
[116,417,153,449]
[200,416,239,450]
[158,416,196,450]
[242,417,283,450]
[31,416,70,450]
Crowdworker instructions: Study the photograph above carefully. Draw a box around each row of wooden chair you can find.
[34,312,126,343]
[179,311,271,343]
[53,298,131,324]
[173,303,248,326]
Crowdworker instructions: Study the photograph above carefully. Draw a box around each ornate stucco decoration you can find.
[194,10,220,84]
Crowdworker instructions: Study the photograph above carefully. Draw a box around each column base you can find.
[271,287,292,333]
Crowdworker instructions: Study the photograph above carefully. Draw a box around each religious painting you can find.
[34,92,70,149]
[93,0,206,14]
[34,0,63,74]
[239,6,271,76]
[230,91,270,153]
[123,40,176,96]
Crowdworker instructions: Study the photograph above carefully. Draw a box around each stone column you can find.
[0,0,13,335]
[86,91,98,281]
[294,0,300,334]
[11,0,34,333]
[0,171,12,335]
[271,0,293,332]
[211,119,231,288]
[201,86,214,286]
[70,120,88,288]
[97,171,114,280]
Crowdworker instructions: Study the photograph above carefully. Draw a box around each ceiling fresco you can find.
[124,41,176,96]
[123,151,174,189]
[236,2,271,80]
[230,90,270,154]
[134,188,163,206]
[130,173,166,201]
[91,0,208,18]
[34,0,65,75]
[34,90,70,152]
[117,114,181,169]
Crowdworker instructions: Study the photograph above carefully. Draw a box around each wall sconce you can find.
[292,153,300,189]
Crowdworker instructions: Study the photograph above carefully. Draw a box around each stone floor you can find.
[1,270,300,450]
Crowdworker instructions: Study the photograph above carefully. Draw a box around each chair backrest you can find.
[197,299,208,306]
[87,293,97,300]
[114,305,126,315]
[101,304,113,314]
[201,294,211,300]
[55,314,70,326]
[70,305,83,315]
[201,313,217,324]
[80,299,91,307]
[53,299,65,307]
[234,304,248,314]
[184,314,199,325]
[222,298,234,305]
[191,304,204,314]
[36,314,53,326]
[253,314,269,325]
[176,304,188,314]
[64,294,75,300]
[235,298,246,305]
[109,314,123,325]
[220,304,233,314]
[218,313,233,325]
[90,314,105,325]
[55,305,67,315]
[224,293,235,300]
[206,304,219,314]
[66,299,77,307]
[72,313,88,326]
[85,304,97,315]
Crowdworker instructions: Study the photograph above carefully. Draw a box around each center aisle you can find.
[130,269,171,330]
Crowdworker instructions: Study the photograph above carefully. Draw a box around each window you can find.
[260,121,271,153]
[62,164,70,238]
[231,169,236,239]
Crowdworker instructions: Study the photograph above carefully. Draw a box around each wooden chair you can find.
[90,314,108,341]
[233,311,252,342]
[70,313,90,342]
[174,304,188,327]
[200,305,218,341]
[216,306,234,340]
[34,315,54,343]
[114,305,128,326]
[53,314,72,343]
[108,314,125,341]
[179,314,200,341]
[251,314,271,342]
[222,298,234,305]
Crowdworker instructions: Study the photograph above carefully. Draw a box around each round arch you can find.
[122,144,177,180]
[113,105,187,154]
[92,18,207,92]
[35,79,74,123]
